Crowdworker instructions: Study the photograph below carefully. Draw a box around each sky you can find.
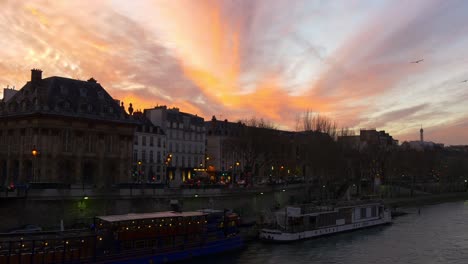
[1,0,468,145]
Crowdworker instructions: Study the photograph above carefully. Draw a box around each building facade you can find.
[205,117,246,182]
[0,70,136,189]
[145,106,205,185]
[132,111,166,183]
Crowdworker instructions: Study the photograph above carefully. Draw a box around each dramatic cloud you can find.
[0,0,467,144]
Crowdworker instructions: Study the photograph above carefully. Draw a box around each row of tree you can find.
[220,111,468,197]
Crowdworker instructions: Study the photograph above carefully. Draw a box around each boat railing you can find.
[334,199,384,208]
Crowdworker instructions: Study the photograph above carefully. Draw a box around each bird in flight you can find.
[461,80,468,83]
[410,59,424,63]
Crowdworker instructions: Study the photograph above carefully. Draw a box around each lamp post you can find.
[235,161,240,184]
[137,160,142,183]
[165,154,172,185]
[31,145,39,182]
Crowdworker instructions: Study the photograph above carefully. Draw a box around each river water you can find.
[201,201,468,264]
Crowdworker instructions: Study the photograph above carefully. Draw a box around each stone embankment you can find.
[384,192,468,208]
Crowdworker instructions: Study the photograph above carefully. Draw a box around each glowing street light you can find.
[137,160,142,183]
[31,145,39,182]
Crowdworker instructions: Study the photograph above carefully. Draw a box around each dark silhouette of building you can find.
[0,69,136,189]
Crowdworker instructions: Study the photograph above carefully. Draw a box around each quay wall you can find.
[0,184,310,231]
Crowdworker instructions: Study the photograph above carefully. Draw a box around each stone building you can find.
[145,106,205,185]
[131,111,166,183]
[205,117,297,184]
[205,116,246,180]
[0,69,136,189]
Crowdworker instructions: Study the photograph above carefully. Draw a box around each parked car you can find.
[9,224,42,233]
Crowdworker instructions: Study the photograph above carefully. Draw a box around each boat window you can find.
[371,206,377,217]
[135,240,146,249]
[123,241,133,250]
[361,208,367,218]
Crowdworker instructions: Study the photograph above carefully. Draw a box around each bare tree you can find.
[240,117,277,130]
[338,127,356,137]
[296,109,338,139]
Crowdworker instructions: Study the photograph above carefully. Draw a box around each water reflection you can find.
[196,202,468,264]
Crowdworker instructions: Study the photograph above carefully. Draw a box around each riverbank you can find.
[384,192,468,208]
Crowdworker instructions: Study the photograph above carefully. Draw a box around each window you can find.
[79,87,87,97]
[149,151,154,163]
[150,136,154,146]
[105,135,113,153]
[133,150,138,162]
[361,208,367,218]
[157,137,161,147]
[62,129,72,152]
[134,136,139,145]
[60,85,68,95]
[157,151,161,163]
[142,150,146,163]
[142,136,146,146]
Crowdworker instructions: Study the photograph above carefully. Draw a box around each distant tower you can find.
[420,126,424,142]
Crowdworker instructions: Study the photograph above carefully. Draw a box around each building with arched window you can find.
[0,69,136,189]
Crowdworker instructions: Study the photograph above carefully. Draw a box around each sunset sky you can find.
[1,0,468,145]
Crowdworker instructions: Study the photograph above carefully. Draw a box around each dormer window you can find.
[60,85,68,95]
[87,104,93,112]
[21,100,29,111]
[97,91,104,99]
[80,87,87,97]
[109,107,114,113]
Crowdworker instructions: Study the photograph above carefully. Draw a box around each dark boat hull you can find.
[98,236,243,264]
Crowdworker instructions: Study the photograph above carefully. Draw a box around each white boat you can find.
[259,200,392,242]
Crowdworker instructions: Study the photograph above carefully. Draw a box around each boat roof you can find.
[197,209,224,213]
[0,230,94,242]
[97,211,207,223]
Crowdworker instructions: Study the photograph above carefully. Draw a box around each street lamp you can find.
[235,161,240,184]
[31,145,39,182]
[137,160,142,183]
[165,154,173,183]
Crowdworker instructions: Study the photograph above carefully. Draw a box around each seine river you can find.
[200,201,468,264]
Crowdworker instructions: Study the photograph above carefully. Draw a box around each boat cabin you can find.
[0,230,95,264]
[276,201,386,232]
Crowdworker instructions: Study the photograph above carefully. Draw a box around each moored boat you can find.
[0,209,243,263]
[259,200,391,242]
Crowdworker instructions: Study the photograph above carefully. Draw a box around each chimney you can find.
[31,69,43,83]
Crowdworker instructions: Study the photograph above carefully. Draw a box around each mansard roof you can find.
[166,109,204,126]
[133,111,165,135]
[0,72,133,124]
